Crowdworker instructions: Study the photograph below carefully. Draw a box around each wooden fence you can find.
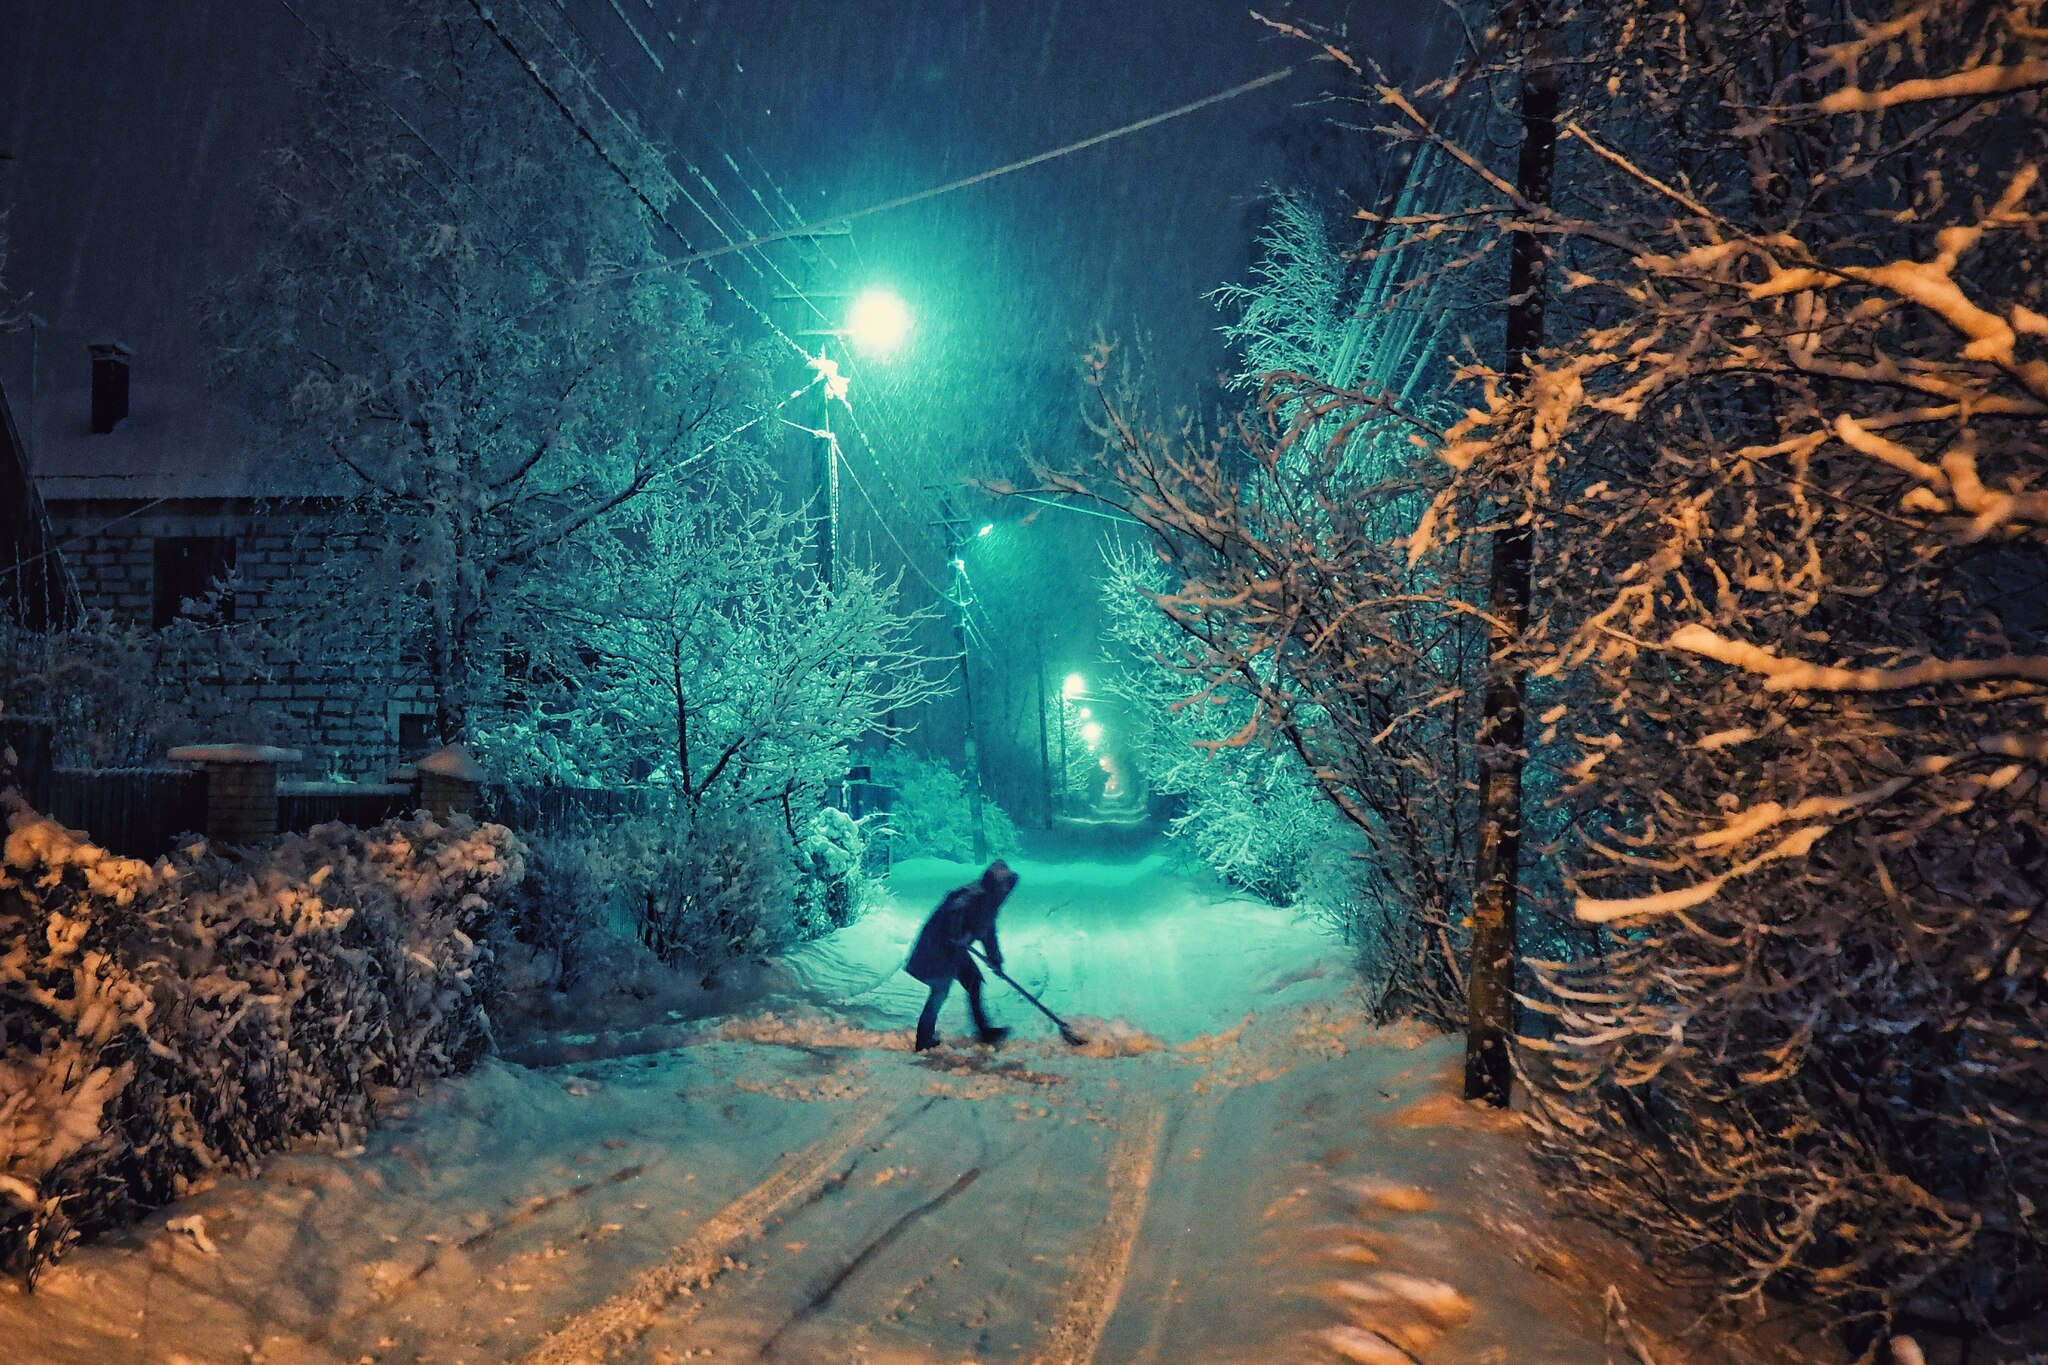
[48,768,208,859]
[278,782,415,833]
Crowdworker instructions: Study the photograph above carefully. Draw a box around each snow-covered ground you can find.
[0,847,1822,1363]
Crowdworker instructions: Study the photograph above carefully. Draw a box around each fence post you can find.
[166,744,301,846]
[417,744,481,821]
[0,716,55,812]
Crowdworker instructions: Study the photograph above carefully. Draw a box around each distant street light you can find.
[1062,673,1087,700]
[844,287,913,356]
[976,522,994,537]
[1081,720,1105,747]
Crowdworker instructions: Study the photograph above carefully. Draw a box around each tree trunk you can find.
[1464,7,1560,1109]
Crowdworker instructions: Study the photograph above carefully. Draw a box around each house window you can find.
[151,536,237,627]
[396,711,437,761]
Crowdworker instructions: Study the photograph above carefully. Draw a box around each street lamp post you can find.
[783,276,912,591]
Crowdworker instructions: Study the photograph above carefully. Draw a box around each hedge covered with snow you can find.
[0,799,524,1280]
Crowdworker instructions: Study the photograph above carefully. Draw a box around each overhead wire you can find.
[550,2,960,587]
[608,64,1301,275]
[474,0,816,362]
[478,0,1041,637]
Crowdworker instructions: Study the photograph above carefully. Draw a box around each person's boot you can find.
[915,1030,940,1052]
[976,1025,1011,1047]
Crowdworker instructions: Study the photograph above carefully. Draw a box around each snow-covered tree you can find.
[213,0,765,748]
[1044,114,1494,1022]
[1376,0,2048,1347]
[487,478,944,819]
[1049,347,1482,1024]
[1098,544,1341,908]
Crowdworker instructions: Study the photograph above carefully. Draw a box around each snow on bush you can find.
[496,804,873,1030]
[867,748,1021,863]
[0,798,523,1281]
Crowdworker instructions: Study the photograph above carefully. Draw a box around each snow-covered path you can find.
[0,850,1668,1364]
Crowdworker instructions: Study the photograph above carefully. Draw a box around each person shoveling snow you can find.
[905,860,1018,1051]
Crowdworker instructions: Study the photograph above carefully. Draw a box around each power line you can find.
[482,0,817,361]
[543,11,954,593]
[612,65,1299,277]
[479,2,996,621]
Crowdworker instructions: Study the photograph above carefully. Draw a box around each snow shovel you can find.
[970,947,1088,1047]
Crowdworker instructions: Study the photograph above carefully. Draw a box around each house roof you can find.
[31,381,353,501]
[1,379,82,628]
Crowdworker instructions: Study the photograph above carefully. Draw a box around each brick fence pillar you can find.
[166,744,303,846]
[416,744,482,821]
[0,716,55,811]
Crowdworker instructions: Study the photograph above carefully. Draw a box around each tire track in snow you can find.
[518,1107,890,1365]
[262,1159,654,1355]
[755,1163,986,1358]
[1034,1104,1166,1365]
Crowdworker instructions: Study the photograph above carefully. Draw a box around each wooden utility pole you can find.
[936,512,989,861]
[815,335,838,589]
[775,225,852,589]
[1465,4,1560,1109]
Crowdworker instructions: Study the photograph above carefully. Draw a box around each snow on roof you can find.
[166,744,304,765]
[417,744,483,782]
[31,382,354,501]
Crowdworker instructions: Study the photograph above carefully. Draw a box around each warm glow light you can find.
[950,557,965,571]
[977,523,994,537]
[1080,720,1104,746]
[1077,706,1092,720]
[1062,673,1086,699]
[844,288,912,356]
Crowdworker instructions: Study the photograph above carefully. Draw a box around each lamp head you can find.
[844,287,912,356]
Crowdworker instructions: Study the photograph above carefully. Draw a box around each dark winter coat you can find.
[905,864,1016,981]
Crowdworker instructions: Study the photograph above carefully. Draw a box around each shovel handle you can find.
[969,948,1087,1046]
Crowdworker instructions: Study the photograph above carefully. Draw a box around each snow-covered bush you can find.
[0,600,290,768]
[497,828,619,993]
[867,748,1021,863]
[795,806,874,933]
[0,800,523,1281]
[628,807,799,987]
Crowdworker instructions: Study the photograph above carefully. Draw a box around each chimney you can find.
[89,342,132,434]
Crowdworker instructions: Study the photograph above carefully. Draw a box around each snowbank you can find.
[0,798,524,1279]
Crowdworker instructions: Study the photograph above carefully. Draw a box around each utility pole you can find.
[935,510,989,861]
[814,335,838,589]
[1465,4,1560,1111]
[1034,628,1053,828]
[775,226,853,590]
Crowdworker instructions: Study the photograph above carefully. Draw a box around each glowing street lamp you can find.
[1062,673,1087,700]
[843,287,913,357]
[1081,720,1105,748]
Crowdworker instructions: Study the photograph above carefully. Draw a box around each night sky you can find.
[2,1,1446,421]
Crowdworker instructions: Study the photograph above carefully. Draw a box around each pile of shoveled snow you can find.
[714,1007,913,1052]
[1054,1014,1166,1059]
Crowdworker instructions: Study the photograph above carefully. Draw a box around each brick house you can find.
[1,375,79,632]
[31,345,435,778]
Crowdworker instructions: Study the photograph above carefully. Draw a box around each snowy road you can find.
[0,850,1658,1364]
